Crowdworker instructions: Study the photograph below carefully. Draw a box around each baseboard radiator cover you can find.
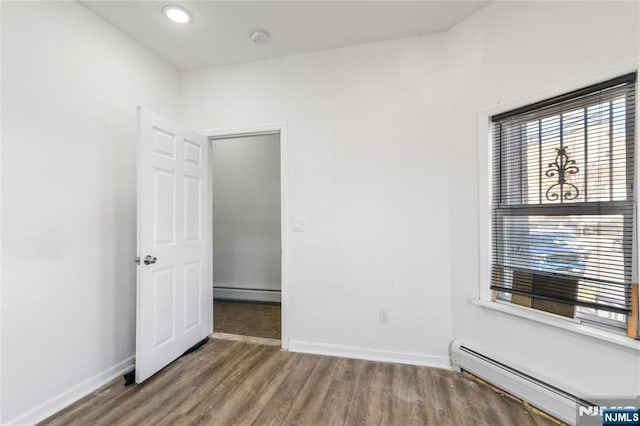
[450,339,591,425]
[213,286,281,303]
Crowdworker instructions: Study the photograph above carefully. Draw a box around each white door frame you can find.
[204,123,289,350]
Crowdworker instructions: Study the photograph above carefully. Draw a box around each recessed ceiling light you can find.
[164,5,191,24]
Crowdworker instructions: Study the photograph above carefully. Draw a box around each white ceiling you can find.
[83,1,489,71]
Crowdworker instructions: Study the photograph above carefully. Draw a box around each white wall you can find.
[3,1,640,423]
[212,134,281,293]
[180,35,453,364]
[446,1,640,397]
[181,0,640,397]
[1,2,179,423]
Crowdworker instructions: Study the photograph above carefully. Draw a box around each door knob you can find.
[143,255,157,265]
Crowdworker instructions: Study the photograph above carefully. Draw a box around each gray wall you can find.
[181,34,452,363]
[212,134,281,293]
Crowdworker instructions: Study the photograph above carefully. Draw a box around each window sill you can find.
[472,299,640,352]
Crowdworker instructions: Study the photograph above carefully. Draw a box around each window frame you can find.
[477,65,639,339]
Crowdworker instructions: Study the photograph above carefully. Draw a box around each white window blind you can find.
[491,73,636,316]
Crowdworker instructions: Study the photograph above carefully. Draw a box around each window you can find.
[491,73,637,334]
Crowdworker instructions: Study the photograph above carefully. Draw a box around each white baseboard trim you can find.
[213,287,281,303]
[288,339,451,370]
[6,356,134,426]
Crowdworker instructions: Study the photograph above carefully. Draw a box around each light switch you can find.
[293,219,306,232]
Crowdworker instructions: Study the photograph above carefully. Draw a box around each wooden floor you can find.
[43,339,555,426]
[213,300,281,339]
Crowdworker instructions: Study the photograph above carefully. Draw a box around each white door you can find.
[136,107,211,383]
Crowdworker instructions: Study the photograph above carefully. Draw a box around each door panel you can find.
[152,267,175,348]
[184,260,202,331]
[184,139,202,166]
[136,108,211,383]
[184,176,202,242]
[153,169,176,245]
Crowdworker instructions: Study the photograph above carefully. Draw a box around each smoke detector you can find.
[250,30,270,45]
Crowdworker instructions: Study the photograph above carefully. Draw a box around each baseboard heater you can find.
[450,339,592,425]
[213,286,281,303]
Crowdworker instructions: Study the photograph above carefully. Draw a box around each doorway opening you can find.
[209,130,285,345]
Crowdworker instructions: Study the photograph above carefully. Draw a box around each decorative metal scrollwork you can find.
[545,147,579,202]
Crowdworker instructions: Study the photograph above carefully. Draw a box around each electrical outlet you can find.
[379,309,389,323]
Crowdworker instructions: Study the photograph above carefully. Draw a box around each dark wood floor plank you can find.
[341,359,370,425]
[344,359,390,425]
[251,353,320,425]
[385,363,418,426]
[99,340,240,426]
[413,367,443,424]
[207,346,297,424]
[314,357,361,425]
[281,355,339,425]
[170,343,277,420]
[41,340,557,426]
[402,364,434,424]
